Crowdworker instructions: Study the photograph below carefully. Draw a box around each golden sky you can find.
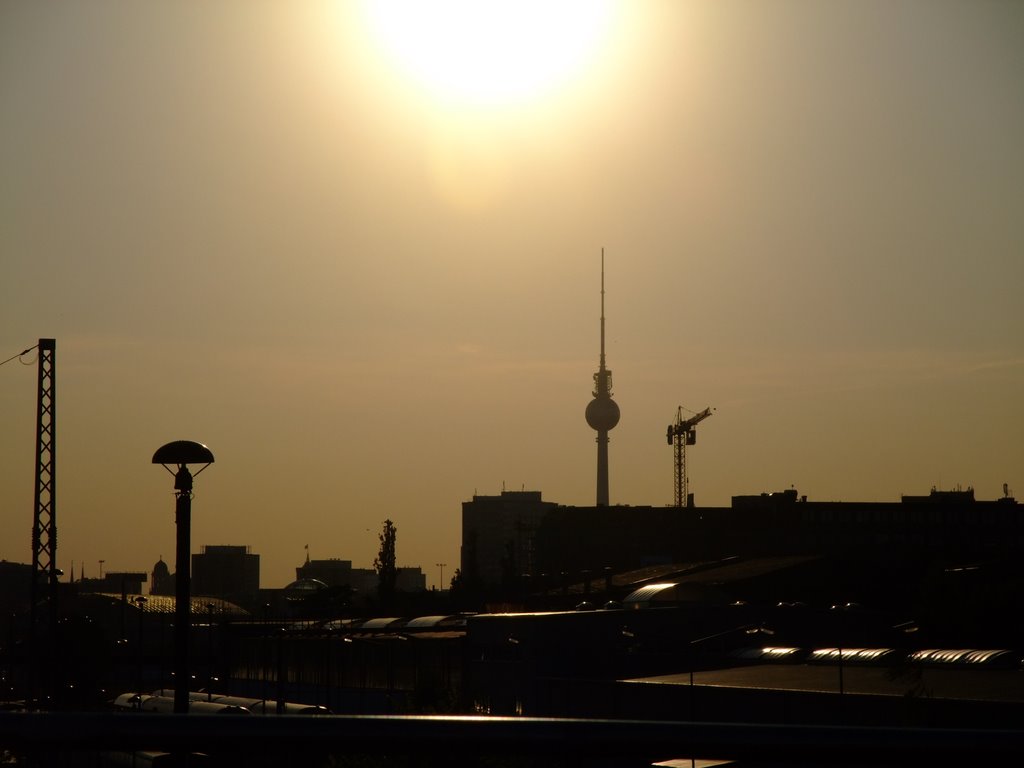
[2,1,1022,589]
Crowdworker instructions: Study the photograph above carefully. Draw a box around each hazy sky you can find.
[2,1,1022,589]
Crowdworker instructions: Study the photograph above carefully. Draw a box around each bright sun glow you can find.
[362,0,617,108]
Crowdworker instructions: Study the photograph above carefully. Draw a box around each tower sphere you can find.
[586,397,620,431]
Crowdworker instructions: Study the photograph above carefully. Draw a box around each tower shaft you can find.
[596,431,610,507]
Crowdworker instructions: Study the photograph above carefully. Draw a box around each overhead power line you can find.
[0,345,39,368]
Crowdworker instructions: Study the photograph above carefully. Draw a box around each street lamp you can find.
[829,602,859,699]
[436,563,446,591]
[686,623,775,721]
[135,596,147,704]
[153,439,214,714]
[206,602,216,701]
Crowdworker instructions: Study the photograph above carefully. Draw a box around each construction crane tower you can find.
[666,405,712,507]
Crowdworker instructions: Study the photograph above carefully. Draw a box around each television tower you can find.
[585,250,620,506]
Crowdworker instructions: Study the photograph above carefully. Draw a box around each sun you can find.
[361,0,618,108]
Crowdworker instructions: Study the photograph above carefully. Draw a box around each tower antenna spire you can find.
[600,248,606,370]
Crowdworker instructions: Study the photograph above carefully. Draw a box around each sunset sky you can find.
[2,1,1022,589]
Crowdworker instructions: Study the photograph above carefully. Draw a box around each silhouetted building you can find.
[78,571,148,595]
[0,561,32,622]
[461,486,1022,590]
[396,567,427,592]
[192,545,259,600]
[296,558,353,587]
[532,486,1022,580]
[462,491,559,589]
[295,557,426,594]
[151,556,174,596]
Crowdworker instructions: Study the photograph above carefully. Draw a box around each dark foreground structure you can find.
[463,486,1024,642]
[2,588,1024,766]
[2,711,1023,767]
[2,482,1022,765]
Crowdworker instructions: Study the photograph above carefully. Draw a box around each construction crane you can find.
[666,405,712,508]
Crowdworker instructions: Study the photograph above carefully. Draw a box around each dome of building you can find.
[284,578,328,593]
[151,556,175,596]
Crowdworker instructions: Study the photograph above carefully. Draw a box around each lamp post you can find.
[829,602,859,700]
[206,602,216,701]
[436,563,446,591]
[135,596,147,704]
[153,440,214,714]
[686,623,775,721]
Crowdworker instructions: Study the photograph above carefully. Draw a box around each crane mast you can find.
[667,405,712,507]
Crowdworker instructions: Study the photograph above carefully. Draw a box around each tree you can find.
[449,567,464,593]
[450,531,483,610]
[373,518,397,605]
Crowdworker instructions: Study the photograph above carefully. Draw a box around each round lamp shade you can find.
[152,440,215,465]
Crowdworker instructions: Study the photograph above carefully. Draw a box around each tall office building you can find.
[191,545,259,599]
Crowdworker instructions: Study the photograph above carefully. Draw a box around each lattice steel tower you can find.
[30,338,58,641]
[584,251,620,506]
[666,405,712,507]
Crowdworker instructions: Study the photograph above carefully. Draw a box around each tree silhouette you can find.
[373,518,397,607]
[451,530,483,610]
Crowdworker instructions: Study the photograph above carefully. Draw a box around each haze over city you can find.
[2,1,1022,589]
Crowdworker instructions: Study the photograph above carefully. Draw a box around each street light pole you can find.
[206,602,215,701]
[436,563,446,591]
[135,596,147,704]
[173,467,192,713]
[153,440,214,715]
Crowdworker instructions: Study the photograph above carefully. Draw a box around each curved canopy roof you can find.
[152,440,215,465]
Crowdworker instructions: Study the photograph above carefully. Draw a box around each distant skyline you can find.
[2,1,1022,589]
